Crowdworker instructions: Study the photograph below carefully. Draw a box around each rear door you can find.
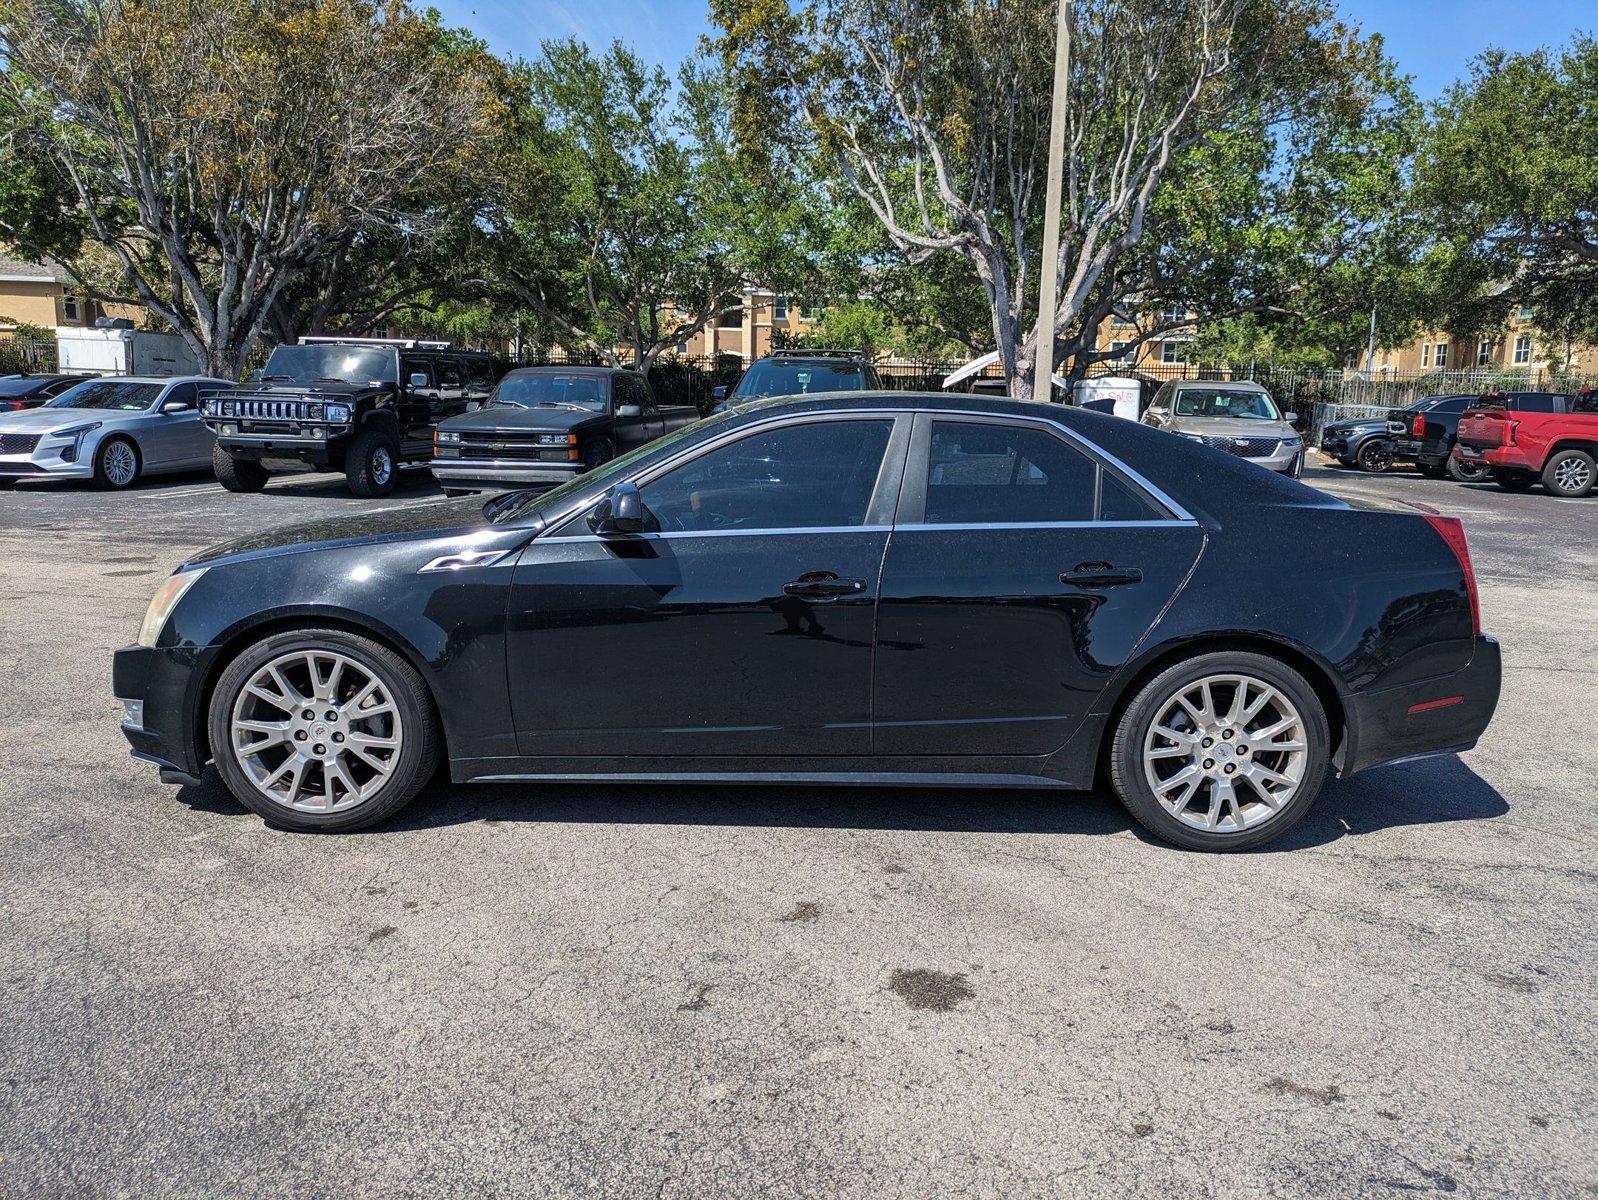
[872,413,1205,757]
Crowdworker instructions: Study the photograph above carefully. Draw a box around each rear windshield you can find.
[731,359,866,399]
[1172,388,1280,420]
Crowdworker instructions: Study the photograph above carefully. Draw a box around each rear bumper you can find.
[1339,635,1502,776]
[1456,443,1535,472]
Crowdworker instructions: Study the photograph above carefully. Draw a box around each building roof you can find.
[0,254,63,284]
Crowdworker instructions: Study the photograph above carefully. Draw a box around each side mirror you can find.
[589,481,645,536]
[409,372,430,389]
[162,400,193,413]
[710,385,729,401]
[616,403,642,419]
[1286,412,1300,427]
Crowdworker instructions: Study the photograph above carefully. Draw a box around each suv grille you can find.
[0,433,40,455]
[220,398,325,422]
[1197,434,1281,459]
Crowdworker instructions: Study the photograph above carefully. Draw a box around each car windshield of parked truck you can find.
[731,360,866,398]
[44,380,163,411]
[261,344,398,386]
[491,373,609,412]
[1173,388,1280,420]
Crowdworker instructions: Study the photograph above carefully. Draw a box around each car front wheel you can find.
[1108,651,1330,851]
[93,436,141,489]
[1354,439,1394,473]
[213,445,270,493]
[345,429,400,497]
[208,628,440,832]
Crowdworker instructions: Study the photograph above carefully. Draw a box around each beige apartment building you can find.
[0,253,143,336]
[1091,307,1198,370]
[669,288,821,361]
[1368,306,1598,375]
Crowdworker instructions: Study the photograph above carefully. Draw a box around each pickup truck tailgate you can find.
[1457,411,1513,449]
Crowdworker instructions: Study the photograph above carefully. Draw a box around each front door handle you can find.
[1060,563,1143,588]
[783,571,867,601]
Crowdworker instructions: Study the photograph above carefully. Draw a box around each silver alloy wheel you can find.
[229,649,403,813]
[372,446,392,486]
[102,440,137,486]
[1553,455,1591,493]
[1142,673,1308,833]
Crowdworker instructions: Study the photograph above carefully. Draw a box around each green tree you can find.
[1417,37,1598,357]
[0,0,502,376]
[714,0,1418,397]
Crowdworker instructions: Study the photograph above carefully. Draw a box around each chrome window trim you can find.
[892,519,1198,532]
[533,403,1195,537]
[544,524,895,546]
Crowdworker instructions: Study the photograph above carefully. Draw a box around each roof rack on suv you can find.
[768,348,865,359]
[299,335,455,350]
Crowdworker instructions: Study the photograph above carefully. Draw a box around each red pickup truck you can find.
[1455,396,1598,497]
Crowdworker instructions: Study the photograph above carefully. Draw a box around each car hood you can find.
[185,496,513,567]
[1323,418,1387,434]
[0,407,144,435]
[1169,416,1297,439]
[437,406,607,435]
[220,382,377,401]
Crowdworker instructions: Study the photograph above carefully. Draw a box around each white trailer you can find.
[55,326,199,377]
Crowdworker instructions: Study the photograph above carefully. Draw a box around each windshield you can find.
[491,373,609,412]
[261,344,398,386]
[488,410,723,525]
[731,359,866,398]
[1173,388,1281,420]
[45,380,163,411]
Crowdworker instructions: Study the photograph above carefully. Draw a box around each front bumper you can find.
[430,458,583,489]
[114,642,209,778]
[213,428,347,464]
[0,434,97,479]
[1339,635,1502,776]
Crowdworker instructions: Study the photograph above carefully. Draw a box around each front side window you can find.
[46,380,163,411]
[639,419,893,533]
[1172,388,1280,420]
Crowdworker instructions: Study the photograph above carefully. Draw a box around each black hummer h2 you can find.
[204,337,500,497]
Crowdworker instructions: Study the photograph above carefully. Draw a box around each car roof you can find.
[78,374,232,385]
[1169,379,1267,391]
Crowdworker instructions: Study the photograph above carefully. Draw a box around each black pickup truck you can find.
[1387,390,1572,482]
[205,337,499,496]
[430,365,699,494]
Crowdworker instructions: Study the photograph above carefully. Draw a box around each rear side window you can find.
[1427,396,1472,413]
[920,420,1165,524]
[1513,394,1559,413]
[640,418,893,532]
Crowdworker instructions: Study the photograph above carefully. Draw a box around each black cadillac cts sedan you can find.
[114,393,1501,851]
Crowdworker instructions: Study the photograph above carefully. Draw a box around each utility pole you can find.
[1364,302,1377,373]
[1033,0,1071,403]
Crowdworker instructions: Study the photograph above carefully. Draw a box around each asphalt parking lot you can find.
[2,457,1595,1198]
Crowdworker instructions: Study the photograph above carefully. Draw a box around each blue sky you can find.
[430,0,1592,98]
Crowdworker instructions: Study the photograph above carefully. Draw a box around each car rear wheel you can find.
[1354,439,1395,473]
[345,429,399,498]
[212,445,270,493]
[92,436,140,489]
[1542,448,1595,498]
[1108,651,1330,851]
[208,628,440,832]
[1447,453,1490,483]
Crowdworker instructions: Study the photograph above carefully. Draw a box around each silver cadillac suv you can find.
[1140,380,1304,477]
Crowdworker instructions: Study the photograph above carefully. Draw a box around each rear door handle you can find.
[1060,563,1143,588]
[783,571,867,601]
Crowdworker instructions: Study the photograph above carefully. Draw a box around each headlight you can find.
[325,403,351,423]
[435,430,461,444]
[54,421,102,441]
[1280,436,1301,448]
[137,567,208,648]
[536,432,575,446]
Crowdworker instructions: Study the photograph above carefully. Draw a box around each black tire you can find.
[92,436,140,489]
[1108,651,1331,852]
[344,428,399,498]
[212,444,270,493]
[1446,452,1490,483]
[207,627,441,833]
[1542,448,1596,498]
[1354,439,1395,473]
[582,437,614,472]
[1490,469,1537,493]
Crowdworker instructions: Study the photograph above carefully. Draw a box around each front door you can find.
[872,414,1205,757]
[506,413,910,757]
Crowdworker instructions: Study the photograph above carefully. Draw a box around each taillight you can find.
[1411,413,1426,438]
[1421,513,1480,636]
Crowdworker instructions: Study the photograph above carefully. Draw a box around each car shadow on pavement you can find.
[171,753,1507,849]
